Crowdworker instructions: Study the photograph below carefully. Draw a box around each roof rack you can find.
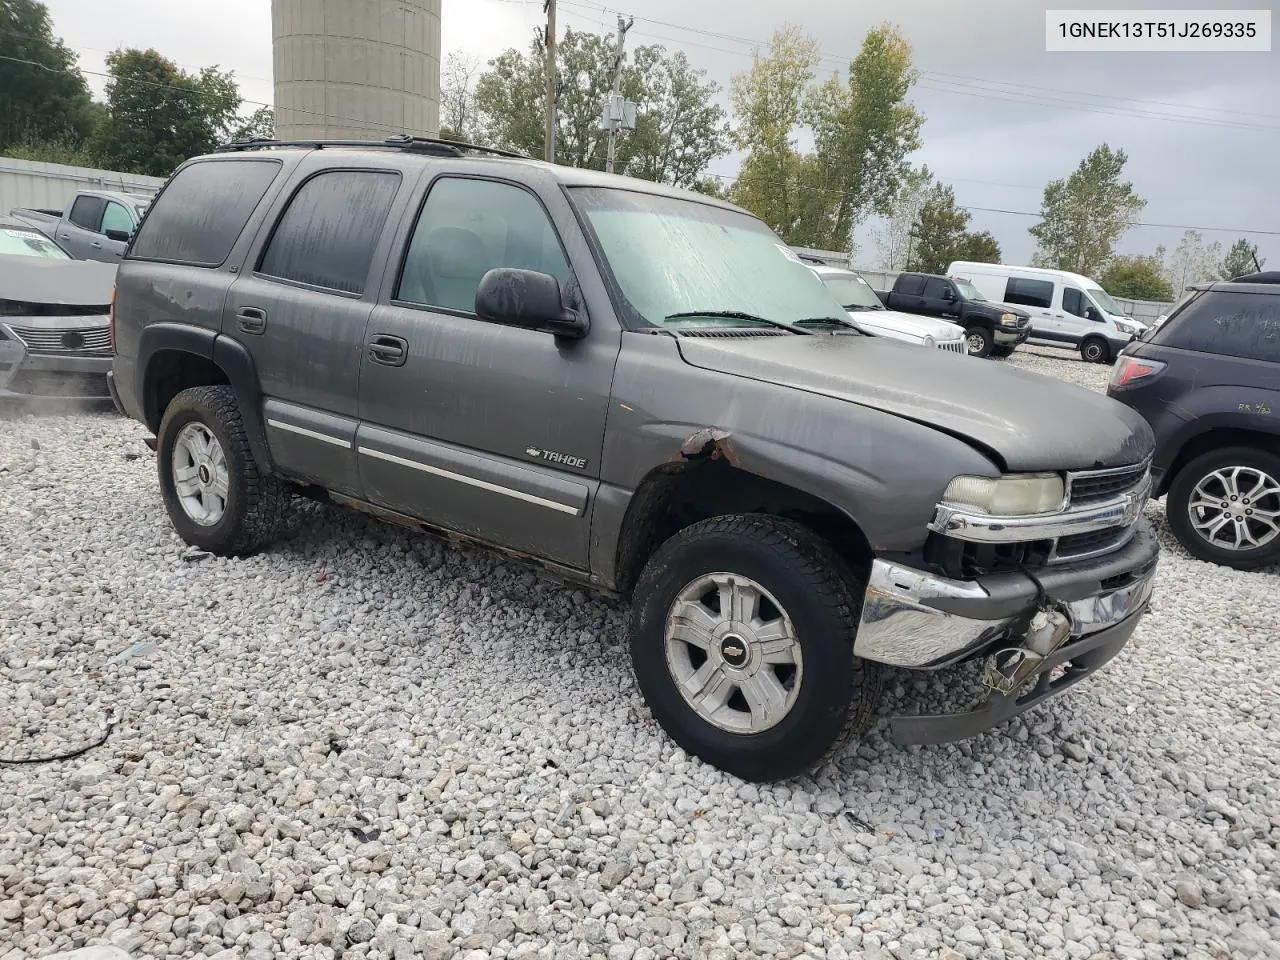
[214,134,531,161]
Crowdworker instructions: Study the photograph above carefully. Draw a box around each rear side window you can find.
[1005,277,1053,309]
[130,159,282,266]
[1154,290,1280,363]
[258,170,401,295]
[69,195,105,230]
[896,275,924,296]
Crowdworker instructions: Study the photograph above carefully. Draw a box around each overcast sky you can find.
[41,0,1280,268]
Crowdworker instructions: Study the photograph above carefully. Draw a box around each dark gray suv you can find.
[109,137,1159,781]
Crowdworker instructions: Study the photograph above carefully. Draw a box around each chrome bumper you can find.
[854,552,1157,670]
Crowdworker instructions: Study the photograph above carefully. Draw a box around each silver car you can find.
[808,264,968,353]
[0,216,116,401]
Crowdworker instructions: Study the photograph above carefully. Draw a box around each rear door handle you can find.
[368,334,408,366]
[236,307,267,335]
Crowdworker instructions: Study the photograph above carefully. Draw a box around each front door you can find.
[357,174,620,570]
[224,166,405,496]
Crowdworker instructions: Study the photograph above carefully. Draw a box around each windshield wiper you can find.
[795,316,864,334]
[843,304,882,312]
[665,310,815,335]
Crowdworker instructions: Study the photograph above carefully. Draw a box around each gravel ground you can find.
[2,350,1278,960]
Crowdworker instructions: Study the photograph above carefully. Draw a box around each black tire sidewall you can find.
[965,326,992,358]
[630,520,862,781]
[1167,446,1280,569]
[156,389,250,554]
[1081,338,1109,363]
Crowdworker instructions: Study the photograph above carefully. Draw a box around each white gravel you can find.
[2,350,1278,960]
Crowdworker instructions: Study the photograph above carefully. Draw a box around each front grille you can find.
[1067,461,1150,507]
[9,324,111,355]
[939,339,967,354]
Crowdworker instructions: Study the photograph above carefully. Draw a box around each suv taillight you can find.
[1110,355,1166,389]
[109,285,117,354]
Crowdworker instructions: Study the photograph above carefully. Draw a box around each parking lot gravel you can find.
[2,348,1277,960]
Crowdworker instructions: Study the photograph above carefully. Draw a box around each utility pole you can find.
[604,15,633,174]
[543,0,557,163]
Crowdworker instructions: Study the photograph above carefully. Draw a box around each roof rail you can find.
[214,134,531,161]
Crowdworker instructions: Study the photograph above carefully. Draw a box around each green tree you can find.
[1028,144,1145,276]
[1100,255,1174,301]
[230,105,274,141]
[1219,237,1265,279]
[439,51,480,142]
[0,0,96,151]
[905,183,1001,273]
[726,25,819,242]
[92,48,244,176]
[474,28,730,187]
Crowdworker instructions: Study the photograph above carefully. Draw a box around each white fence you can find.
[0,157,166,214]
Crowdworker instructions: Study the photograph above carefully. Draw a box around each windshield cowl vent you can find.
[670,329,790,339]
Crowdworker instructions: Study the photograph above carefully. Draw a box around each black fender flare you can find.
[135,324,273,472]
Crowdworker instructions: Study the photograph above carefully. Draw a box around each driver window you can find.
[397,178,569,314]
[1063,287,1088,318]
[101,201,134,237]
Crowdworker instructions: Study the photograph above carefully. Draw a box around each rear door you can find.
[1004,276,1059,340]
[890,274,926,313]
[224,159,408,497]
[60,195,105,259]
[356,173,620,570]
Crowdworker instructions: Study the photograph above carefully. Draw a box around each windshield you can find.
[953,279,986,301]
[821,274,883,310]
[1089,286,1123,316]
[571,187,848,329]
[0,227,70,260]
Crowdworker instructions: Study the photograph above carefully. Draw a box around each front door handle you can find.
[90,241,103,249]
[236,307,267,335]
[368,334,408,366]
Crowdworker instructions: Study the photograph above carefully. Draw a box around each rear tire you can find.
[156,385,292,556]
[628,515,882,782]
[964,327,993,358]
[1167,446,1280,570]
[1080,337,1111,364]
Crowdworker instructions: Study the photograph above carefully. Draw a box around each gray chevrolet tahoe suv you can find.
[108,136,1159,782]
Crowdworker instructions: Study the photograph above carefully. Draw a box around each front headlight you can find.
[942,473,1065,516]
[999,312,1019,326]
[922,334,936,349]
[1114,320,1137,336]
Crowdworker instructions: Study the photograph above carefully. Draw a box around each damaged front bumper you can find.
[854,518,1159,745]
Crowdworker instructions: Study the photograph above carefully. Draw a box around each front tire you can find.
[156,385,292,556]
[1167,446,1280,570]
[964,327,993,358]
[1080,337,1112,364]
[629,515,882,782]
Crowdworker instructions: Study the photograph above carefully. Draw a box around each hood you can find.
[675,334,1154,472]
[850,308,961,341]
[972,299,1030,320]
[0,254,116,307]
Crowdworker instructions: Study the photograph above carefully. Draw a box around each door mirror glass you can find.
[475,268,588,339]
[1086,306,1103,322]
[105,228,132,242]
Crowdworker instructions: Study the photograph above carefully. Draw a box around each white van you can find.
[946,261,1146,363]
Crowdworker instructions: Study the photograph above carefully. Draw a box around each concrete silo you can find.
[271,0,441,141]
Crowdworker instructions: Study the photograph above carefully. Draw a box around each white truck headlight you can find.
[922,334,936,349]
[942,473,1065,516]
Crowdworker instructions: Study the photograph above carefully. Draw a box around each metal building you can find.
[271,0,441,141]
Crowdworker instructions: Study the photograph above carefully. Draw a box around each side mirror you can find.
[1086,307,1103,322]
[942,288,956,301]
[474,268,588,339]
[105,228,132,242]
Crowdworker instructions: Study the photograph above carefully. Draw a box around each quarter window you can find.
[397,177,569,313]
[1005,277,1054,309]
[258,170,401,295]
[130,159,282,266]
[1154,291,1280,363]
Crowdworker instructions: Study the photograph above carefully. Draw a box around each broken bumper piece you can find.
[853,519,1158,746]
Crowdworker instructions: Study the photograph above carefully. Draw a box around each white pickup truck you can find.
[11,189,151,263]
